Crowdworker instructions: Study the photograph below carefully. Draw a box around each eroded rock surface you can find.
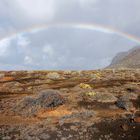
[0,69,140,140]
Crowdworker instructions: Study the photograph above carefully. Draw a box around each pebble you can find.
[39,134,50,139]
[61,137,67,140]
[121,124,129,131]
[2,136,11,140]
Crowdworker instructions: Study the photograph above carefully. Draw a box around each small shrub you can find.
[13,90,65,117]
[36,90,65,109]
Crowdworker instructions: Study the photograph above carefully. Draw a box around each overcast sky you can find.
[0,0,140,70]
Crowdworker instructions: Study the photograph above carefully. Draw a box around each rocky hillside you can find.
[0,70,140,140]
[108,47,140,69]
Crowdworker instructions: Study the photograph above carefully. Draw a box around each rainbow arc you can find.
[0,23,140,44]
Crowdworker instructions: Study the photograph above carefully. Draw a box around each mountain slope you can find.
[108,47,140,69]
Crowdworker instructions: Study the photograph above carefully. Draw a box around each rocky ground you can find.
[0,69,140,140]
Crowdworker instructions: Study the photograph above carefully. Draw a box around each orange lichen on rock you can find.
[37,106,72,119]
[0,76,15,81]
[134,117,140,123]
[0,115,38,125]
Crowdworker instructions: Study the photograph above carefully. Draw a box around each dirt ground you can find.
[0,69,140,140]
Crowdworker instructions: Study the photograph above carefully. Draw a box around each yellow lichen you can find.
[79,83,92,89]
[95,72,102,78]
[85,91,96,96]
[91,72,102,80]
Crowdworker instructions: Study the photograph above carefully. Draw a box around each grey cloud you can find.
[0,0,139,70]
[0,28,137,70]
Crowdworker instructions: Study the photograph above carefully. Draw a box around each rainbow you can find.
[0,22,140,44]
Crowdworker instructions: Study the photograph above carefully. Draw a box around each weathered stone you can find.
[125,92,138,100]
[0,73,5,78]
[116,96,134,111]
[134,114,140,123]
[47,72,60,80]
[63,71,72,75]
[121,124,129,131]
[82,92,118,103]
[39,134,50,139]
[95,93,118,103]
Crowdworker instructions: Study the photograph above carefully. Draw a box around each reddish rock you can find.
[0,76,15,81]
[121,124,129,131]
[134,117,140,123]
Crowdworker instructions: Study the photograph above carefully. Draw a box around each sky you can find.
[0,0,140,70]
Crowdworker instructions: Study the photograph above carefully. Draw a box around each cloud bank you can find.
[0,0,140,70]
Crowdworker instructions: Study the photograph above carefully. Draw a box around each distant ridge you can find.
[108,46,140,69]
